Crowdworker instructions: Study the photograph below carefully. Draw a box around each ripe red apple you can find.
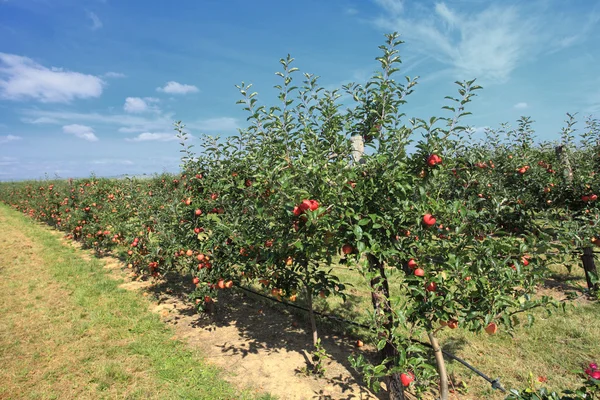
[356,339,364,347]
[195,209,202,216]
[425,282,437,292]
[427,154,442,167]
[414,268,425,277]
[407,259,418,269]
[485,322,498,335]
[591,194,598,201]
[217,279,226,289]
[293,206,302,216]
[309,200,319,211]
[192,277,200,285]
[300,199,312,212]
[225,280,233,289]
[342,244,353,255]
[447,319,458,329]
[423,214,436,227]
[582,195,590,202]
[400,372,414,387]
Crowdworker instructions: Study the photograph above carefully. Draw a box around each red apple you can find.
[425,282,437,292]
[400,372,414,387]
[427,154,442,167]
[342,244,353,255]
[407,259,418,269]
[299,199,312,212]
[414,268,425,277]
[195,209,202,216]
[192,277,200,285]
[423,214,436,227]
[485,322,498,335]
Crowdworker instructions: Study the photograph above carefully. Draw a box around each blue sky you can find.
[0,0,599,180]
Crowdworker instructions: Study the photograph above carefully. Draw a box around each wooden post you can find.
[581,247,598,292]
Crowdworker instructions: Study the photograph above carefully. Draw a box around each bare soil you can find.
[59,238,381,400]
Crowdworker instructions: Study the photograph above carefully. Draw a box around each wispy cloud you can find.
[21,109,240,135]
[0,53,104,102]
[62,124,99,141]
[0,134,22,144]
[372,1,585,83]
[87,11,102,30]
[514,102,528,109]
[103,71,126,78]
[125,132,178,142]
[123,97,160,113]
[156,81,199,94]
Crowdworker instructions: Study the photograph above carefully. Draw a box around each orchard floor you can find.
[0,204,378,400]
[1,203,599,400]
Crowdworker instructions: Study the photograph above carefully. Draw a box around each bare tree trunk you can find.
[305,284,318,347]
[428,332,449,400]
[367,254,405,400]
[581,247,599,293]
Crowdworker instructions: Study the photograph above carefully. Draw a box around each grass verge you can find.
[0,203,270,400]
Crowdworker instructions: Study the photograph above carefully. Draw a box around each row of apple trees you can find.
[0,33,598,400]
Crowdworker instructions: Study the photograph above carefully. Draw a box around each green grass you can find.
[0,204,272,400]
[309,258,600,399]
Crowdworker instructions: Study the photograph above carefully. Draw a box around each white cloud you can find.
[21,109,241,139]
[104,71,126,78]
[87,11,102,30]
[156,81,199,94]
[0,53,104,102]
[0,135,22,144]
[62,124,99,142]
[125,132,179,142]
[123,97,159,113]
[22,116,60,124]
[514,102,528,109]
[372,2,544,82]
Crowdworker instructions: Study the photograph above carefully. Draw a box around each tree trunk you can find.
[428,331,449,400]
[581,247,598,293]
[367,254,405,400]
[305,284,318,347]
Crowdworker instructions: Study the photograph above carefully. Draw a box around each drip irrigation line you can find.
[237,285,506,393]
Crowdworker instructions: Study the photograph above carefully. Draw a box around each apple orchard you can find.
[0,34,598,400]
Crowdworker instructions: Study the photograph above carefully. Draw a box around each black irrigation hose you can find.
[237,285,506,393]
